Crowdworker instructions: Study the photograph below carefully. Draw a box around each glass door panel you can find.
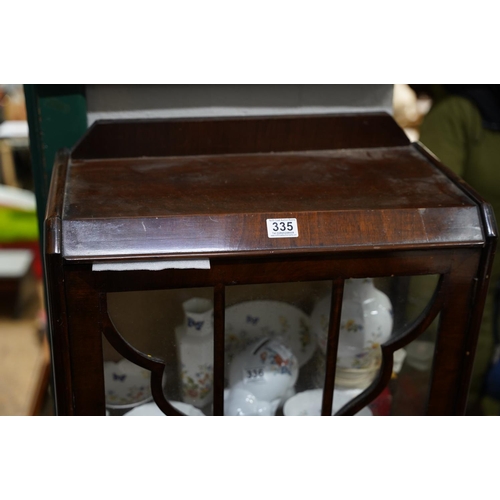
[388,274,441,416]
[105,287,214,416]
[103,273,441,416]
[311,275,440,416]
[224,281,330,416]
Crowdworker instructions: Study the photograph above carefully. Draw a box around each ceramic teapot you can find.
[224,385,281,416]
[311,278,393,369]
[228,337,299,407]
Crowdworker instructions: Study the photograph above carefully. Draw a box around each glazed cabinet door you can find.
[90,269,472,417]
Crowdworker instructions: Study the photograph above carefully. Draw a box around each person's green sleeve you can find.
[419,96,483,178]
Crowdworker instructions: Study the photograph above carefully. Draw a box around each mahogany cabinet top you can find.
[49,113,492,261]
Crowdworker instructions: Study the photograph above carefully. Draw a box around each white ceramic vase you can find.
[176,297,214,409]
[311,278,393,369]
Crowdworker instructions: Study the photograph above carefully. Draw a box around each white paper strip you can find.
[92,259,210,272]
[0,249,34,278]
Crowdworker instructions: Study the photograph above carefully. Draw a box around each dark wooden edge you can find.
[45,150,70,256]
[71,113,409,160]
[454,226,497,412]
[44,150,73,414]
[45,253,73,415]
[414,141,498,413]
[321,278,345,416]
[213,284,225,416]
[62,239,487,265]
[335,275,445,416]
[100,295,184,416]
[414,142,498,240]
[89,249,457,294]
[427,254,483,414]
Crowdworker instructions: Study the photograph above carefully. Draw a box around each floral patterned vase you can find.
[311,278,393,370]
[175,297,214,409]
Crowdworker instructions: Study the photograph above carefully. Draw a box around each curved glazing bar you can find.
[320,278,345,416]
[334,275,445,416]
[101,295,185,416]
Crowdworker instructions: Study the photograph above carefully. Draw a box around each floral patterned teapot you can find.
[311,278,393,369]
[224,385,281,416]
[227,337,299,414]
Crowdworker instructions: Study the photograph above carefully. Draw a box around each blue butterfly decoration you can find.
[246,315,259,325]
[188,317,204,331]
[113,373,126,381]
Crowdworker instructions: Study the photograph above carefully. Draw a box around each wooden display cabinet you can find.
[44,113,496,416]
